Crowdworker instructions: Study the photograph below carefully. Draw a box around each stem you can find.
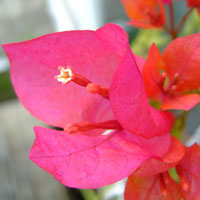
[165,4,193,39]
[169,3,175,32]
[175,7,193,35]
[169,3,177,39]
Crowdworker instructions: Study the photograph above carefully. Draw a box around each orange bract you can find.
[121,0,166,28]
[142,34,200,110]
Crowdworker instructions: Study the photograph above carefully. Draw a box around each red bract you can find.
[2,23,173,188]
[124,143,200,200]
[143,34,200,111]
[124,137,184,200]
[121,0,166,28]
[176,144,200,199]
[125,173,181,200]
[186,0,200,13]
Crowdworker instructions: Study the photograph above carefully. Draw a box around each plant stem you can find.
[169,3,175,32]
[175,7,193,35]
[169,3,177,39]
[165,4,193,39]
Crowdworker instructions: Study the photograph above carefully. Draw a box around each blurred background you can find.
[0,0,200,200]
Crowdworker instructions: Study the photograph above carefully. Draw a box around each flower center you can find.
[159,71,180,96]
[55,66,73,84]
[55,66,121,134]
[55,65,109,98]
[142,6,163,26]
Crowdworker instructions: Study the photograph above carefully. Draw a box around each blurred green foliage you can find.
[181,10,200,36]
[0,70,16,102]
[131,29,170,58]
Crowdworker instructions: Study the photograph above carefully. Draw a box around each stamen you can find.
[171,85,177,91]
[64,120,122,134]
[160,72,167,79]
[55,66,110,99]
[87,83,109,99]
[174,73,179,79]
[159,173,168,196]
[163,72,179,94]
[180,176,189,192]
[162,172,170,185]
[159,72,167,89]
[178,170,189,192]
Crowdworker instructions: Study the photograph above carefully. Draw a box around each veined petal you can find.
[134,137,185,177]
[134,55,146,73]
[176,144,200,199]
[123,131,171,158]
[121,0,166,29]
[161,93,200,110]
[110,48,174,138]
[162,33,200,93]
[142,44,164,100]
[30,126,156,189]
[2,23,128,130]
[124,174,181,200]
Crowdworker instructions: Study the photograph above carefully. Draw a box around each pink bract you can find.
[3,23,173,138]
[2,23,174,188]
[2,24,128,133]
[110,48,174,138]
[30,126,171,189]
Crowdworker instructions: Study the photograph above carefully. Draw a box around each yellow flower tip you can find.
[55,66,74,85]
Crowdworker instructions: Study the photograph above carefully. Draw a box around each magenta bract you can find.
[110,48,174,138]
[30,127,171,188]
[2,23,174,188]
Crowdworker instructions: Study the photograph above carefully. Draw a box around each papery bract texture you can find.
[176,144,200,200]
[29,127,168,189]
[124,173,181,200]
[2,24,129,132]
[143,34,200,110]
[110,48,174,138]
[133,137,185,177]
[3,23,175,189]
[162,34,200,93]
[124,138,185,200]
[121,0,166,28]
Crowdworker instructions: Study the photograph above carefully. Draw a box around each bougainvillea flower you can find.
[2,23,173,138]
[124,143,200,200]
[2,23,174,188]
[121,0,166,28]
[143,34,200,111]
